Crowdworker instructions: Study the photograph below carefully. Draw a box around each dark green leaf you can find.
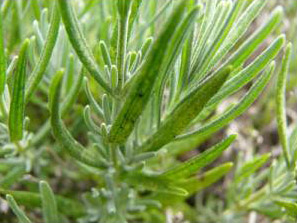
[8,39,29,141]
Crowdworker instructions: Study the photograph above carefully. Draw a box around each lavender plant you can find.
[0,0,296,222]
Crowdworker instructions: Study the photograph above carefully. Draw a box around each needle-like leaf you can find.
[0,10,6,95]
[139,66,232,152]
[234,153,271,183]
[178,162,233,195]
[108,2,187,144]
[6,195,32,223]
[169,62,274,154]
[8,39,29,142]
[162,135,236,179]
[276,43,292,167]
[49,70,104,168]
[39,181,59,223]
[25,2,60,102]
[205,35,284,111]
[226,6,283,68]
[1,189,85,218]
[57,0,112,94]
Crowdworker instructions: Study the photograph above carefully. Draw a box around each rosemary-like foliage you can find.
[0,0,296,222]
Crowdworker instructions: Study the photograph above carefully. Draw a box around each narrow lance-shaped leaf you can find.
[123,172,188,196]
[178,162,233,195]
[127,0,143,41]
[234,153,271,183]
[0,165,26,189]
[130,0,172,43]
[100,40,112,68]
[176,29,194,101]
[225,6,283,69]
[6,195,32,223]
[273,198,297,218]
[31,0,41,20]
[162,135,236,179]
[39,181,59,223]
[9,39,29,142]
[0,9,6,95]
[139,66,232,152]
[150,163,233,205]
[140,37,153,59]
[49,70,105,168]
[199,1,232,61]
[108,2,187,144]
[276,43,292,167]
[289,126,297,163]
[154,6,201,125]
[191,0,219,67]
[31,68,83,146]
[190,0,245,79]
[64,54,75,93]
[116,0,132,90]
[193,0,268,81]
[205,35,285,110]
[84,105,101,135]
[169,62,274,154]
[1,189,85,218]
[57,0,112,94]
[25,2,60,102]
[83,77,104,119]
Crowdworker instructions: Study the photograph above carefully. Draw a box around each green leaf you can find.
[39,181,59,223]
[234,153,271,183]
[57,0,112,94]
[1,0,13,19]
[190,0,220,73]
[276,43,292,167]
[140,37,153,59]
[0,148,13,157]
[31,0,41,20]
[102,94,111,124]
[150,162,233,206]
[139,66,232,152]
[162,135,236,179]
[178,162,233,195]
[49,70,104,168]
[127,0,143,41]
[0,9,6,95]
[193,0,268,81]
[100,40,112,68]
[130,0,172,43]
[6,194,32,223]
[31,68,83,146]
[206,35,284,109]
[170,61,274,154]
[116,0,132,90]
[0,165,26,189]
[1,189,85,218]
[273,198,297,218]
[289,126,297,164]
[190,0,244,79]
[25,2,60,102]
[108,2,187,144]
[83,77,104,119]
[124,172,188,196]
[83,105,101,135]
[226,6,283,68]
[154,5,201,125]
[8,39,29,142]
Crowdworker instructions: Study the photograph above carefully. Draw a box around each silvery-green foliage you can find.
[0,0,295,222]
